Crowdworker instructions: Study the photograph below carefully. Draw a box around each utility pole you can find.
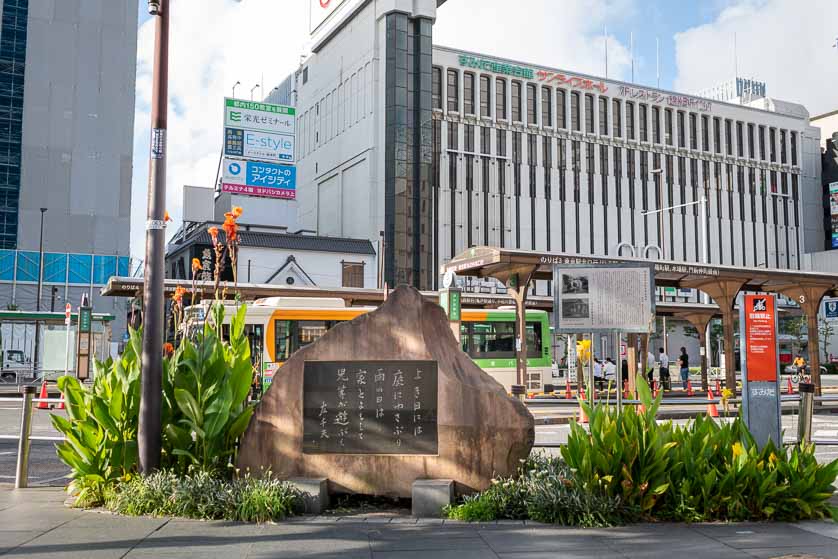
[33,207,46,377]
[139,0,169,474]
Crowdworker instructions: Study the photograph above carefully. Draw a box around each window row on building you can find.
[430,120,801,276]
[432,121,801,201]
[431,66,800,167]
[296,60,376,161]
[0,249,131,285]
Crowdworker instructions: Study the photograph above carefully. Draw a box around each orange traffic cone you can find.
[686,379,694,397]
[706,388,719,418]
[577,387,588,424]
[565,378,572,400]
[623,380,631,400]
[56,391,65,410]
[787,377,794,394]
[715,379,721,394]
[36,380,49,410]
[653,380,660,399]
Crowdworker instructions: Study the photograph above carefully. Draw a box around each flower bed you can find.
[447,377,838,525]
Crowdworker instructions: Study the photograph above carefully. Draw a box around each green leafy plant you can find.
[51,330,142,506]
[106,469,300,522]
[445,455,626,527]
[161,303,256,474]
[562,375,674,514]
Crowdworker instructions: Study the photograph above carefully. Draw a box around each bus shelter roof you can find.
[440,246,838,296]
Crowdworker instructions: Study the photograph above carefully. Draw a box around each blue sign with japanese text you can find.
[222,158,296,200]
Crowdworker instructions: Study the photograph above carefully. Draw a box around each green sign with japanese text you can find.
[78,307,92,333]
[458,55,534,80]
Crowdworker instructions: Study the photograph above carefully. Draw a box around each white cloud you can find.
[131,0,309,259]
[673,0,837,115]
[434,0,635,81]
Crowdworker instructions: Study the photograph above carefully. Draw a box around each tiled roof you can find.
[168,225,376,256]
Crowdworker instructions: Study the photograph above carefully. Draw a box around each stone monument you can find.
[238,285,534,497]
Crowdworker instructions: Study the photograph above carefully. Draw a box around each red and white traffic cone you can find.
[565,377,572,399]
[577,387,588,424]
[715,379,721,394]
[37,380,49,410]
[686,379,694,397]
[706,388,719,418]
[787,377,795,394]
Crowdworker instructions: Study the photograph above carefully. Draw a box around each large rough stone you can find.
[238,285,534,497]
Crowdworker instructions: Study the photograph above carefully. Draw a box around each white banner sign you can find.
[553,264,655,333]
[224,128,294,163]
[224,98,295,136]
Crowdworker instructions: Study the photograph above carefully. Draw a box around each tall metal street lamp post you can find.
[139,0,169,474]
[232,80,241,98]
[32,207,47,376]
[250,84,260,101]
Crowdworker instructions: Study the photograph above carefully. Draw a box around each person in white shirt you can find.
[593,358,604,390]
[658,348,670,390]
[646,351,656,385]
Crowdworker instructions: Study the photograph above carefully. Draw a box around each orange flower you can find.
[231,206,243,218]
[191,257,202,273]
[164,211,173,222]
[171,286,187,304]
[163,342,174,356]
[222,214,238,242]
[208,226,219,245]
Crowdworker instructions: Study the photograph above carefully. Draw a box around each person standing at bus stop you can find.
[678,347,690,390]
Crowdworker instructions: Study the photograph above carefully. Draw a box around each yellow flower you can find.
[732,442,744,459]
[768,452,777,465]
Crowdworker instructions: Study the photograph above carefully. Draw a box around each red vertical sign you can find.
[744,294,778,382]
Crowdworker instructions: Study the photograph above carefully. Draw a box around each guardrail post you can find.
[797,382,814,444]
[15,385,36,489]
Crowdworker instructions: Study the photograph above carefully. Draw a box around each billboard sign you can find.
[831,183,838,249]
[222,158,296,200]
[740,293,781,449]
[552,263,655,333]
[224,127,294,163]
[224,98,295,136]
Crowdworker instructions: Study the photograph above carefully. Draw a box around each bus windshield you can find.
[460,321,543,360]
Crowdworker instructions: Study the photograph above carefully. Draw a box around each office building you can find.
[0,1,137,353]
[275,1,822,296]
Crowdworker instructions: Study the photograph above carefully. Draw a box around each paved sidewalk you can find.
[2,488,838,558]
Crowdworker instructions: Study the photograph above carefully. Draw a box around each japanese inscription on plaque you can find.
[303,361,438,455]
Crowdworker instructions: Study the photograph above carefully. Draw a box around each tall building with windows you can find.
[278,2,822,293]
[0,2,137,333]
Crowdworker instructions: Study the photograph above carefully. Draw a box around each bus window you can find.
[274,320,291,361]
[462,321,543,359]
[275,319,346,360]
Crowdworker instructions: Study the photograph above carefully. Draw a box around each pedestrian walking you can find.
[658,347,670,390]
[646,350,656,385]
[678,347,690,389]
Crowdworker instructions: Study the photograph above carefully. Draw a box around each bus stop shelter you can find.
[441,246,838,395]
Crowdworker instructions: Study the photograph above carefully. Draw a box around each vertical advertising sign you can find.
[222,98,296,200]
[830,182,838,249]
[740,293,781,448]
[76,303,92,381]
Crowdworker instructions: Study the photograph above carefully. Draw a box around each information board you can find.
[825,298,838,322]
[552,264,655,333]
[303,360,438,455]
[740,293,781,449]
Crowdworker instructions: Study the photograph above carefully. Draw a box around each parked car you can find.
[1,349,31,382]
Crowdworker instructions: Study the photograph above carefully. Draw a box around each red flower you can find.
[171,286,187,304]
[208,226,219,246]
[163,342,174,356]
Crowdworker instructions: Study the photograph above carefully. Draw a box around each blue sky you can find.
[129,0,837,259]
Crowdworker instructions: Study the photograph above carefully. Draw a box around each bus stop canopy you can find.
[441,246,838,394]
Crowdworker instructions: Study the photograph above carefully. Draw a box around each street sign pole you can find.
[139,0,169,474]
[75,294,92,381]
[740,293,782,449]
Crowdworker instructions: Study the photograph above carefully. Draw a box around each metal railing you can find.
[0,388,66,488]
